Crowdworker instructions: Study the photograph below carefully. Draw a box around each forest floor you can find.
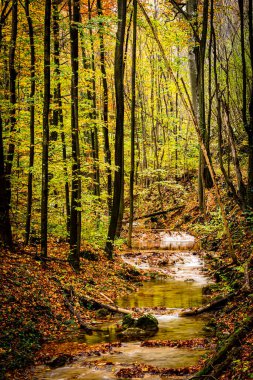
[1,182,253,379]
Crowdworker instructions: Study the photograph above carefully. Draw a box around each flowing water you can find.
[33,232,210,380]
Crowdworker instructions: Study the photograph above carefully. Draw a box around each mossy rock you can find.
[47,354,74,369]
[122,314,135,329]
[122,313,158,332]
[118,327,148,340]
[135,314,158,332]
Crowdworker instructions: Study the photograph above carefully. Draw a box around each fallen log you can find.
[132,205,185,221]
[188,313,253,379]
[122,205,185,224]
[80,294,133,315]
[179,293,235,316]
[63,295,95,333]
[63,287,100,333]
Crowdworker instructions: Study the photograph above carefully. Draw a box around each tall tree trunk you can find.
[211,0,245,209]
[88,0,100,198]
[187,0,212,214]
[68,0,81,270]
[97,0,112,212]
[116,7,133,238]
[41,0,51,258]
[247,0,253,208]
[24,0,35,245]
[5,0,17,206]
[0,1,13,247]
[186,0,205,213]
[238,0,253,209]
[52,0,70,235]
[128,0,137,248]
[105,0,127,259]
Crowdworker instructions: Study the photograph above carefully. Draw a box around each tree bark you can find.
[52,0,70,235]
[41,0,51,258]
[128,0,137,248]
[105,0,127,259]
[88,0,100,199]
[0,1,12,247]
[24,0,36,245]
[5,0,18,207]
[238,0,253,209]
[97,0,112,213]
[68,0,81,270]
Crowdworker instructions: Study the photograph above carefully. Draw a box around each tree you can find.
[238,0,253,210]
[97,0,112,212]
[41,0,51,258]
[0,0,12,247]
[68,0,81,270]
[24,0,36,245]
[105,0,127,259]
[52,0,70,235]
[128,0,137,248]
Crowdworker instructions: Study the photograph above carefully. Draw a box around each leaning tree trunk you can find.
[105,0,127,259]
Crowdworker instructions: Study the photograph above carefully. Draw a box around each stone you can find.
[122,313,158,332]
[119,327,147,340]
[135,314,158,332]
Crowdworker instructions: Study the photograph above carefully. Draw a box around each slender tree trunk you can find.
[116,7,133,238]
[97,0,112,212]
[24,0,35,245]
[211,0,245,209]
[0,1,13,247]
[105,0,127,259]
[5,0,17,206]
[238,0,253,209]
[69,0,81,270]
[52,0,70,235]
[41,0,51,258]
[128,0,137,248]
[88,0,100,198]
[186,0,205,213]
[247,0,253,208]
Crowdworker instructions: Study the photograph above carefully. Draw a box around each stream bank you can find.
[32,232,212,380]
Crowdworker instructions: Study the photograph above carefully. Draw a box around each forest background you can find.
[1,0,252,264]
[1,0,253,378]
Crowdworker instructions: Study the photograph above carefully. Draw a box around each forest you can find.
[0,0,253,379]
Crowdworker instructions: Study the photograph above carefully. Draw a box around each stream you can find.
[33,232,210,380]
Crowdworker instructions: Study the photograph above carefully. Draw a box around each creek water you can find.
[33,232,210,380]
